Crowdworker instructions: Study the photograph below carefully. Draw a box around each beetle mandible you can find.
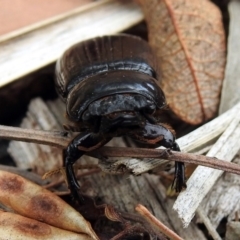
[55,34,186,201]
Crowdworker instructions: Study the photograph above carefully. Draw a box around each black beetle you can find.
[55,34,186,201]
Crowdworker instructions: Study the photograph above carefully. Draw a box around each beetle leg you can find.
[171,142,186,192]
[64,132,110,202]
[128,122,186,192]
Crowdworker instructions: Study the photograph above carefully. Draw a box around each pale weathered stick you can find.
[219,1,240,114]
[173,110,240,227]
[177,101,240,152]
[0,0,143,87]
[0,0,113,42]
[197,207,222,240]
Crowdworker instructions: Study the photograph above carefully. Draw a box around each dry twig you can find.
[1,124,240,177]
[135,204,183,240]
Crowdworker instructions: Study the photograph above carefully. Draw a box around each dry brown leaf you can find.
[0,170,99,240]
[0,210,91,240]
[138,0,226,124]
[104,205,124,223]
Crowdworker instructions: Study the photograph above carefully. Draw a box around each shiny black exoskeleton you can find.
[55,34,186,201]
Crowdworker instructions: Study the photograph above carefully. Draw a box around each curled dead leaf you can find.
[105,205,124,223]
[0,170,99,240]
[138,0,226,124]
[0,210,91,240]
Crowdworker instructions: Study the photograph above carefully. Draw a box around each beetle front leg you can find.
[171,142,186,192]
[64,132,110,202]
[129,122,186,192]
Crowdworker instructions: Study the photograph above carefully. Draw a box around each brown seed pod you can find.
[0,170,99,240]
[0,210,92,240]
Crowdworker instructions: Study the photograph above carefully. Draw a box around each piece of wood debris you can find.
[201,155,240,228]
[173,105,240,227]
[226,221,240,240]
[0,0,143,87]
[197,206,221,240]
[219,1,240,114]
[177,101,240,153]
[8,98,63,175]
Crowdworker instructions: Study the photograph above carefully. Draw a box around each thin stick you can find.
[197,207,222,240]
[93,147,240,176]
[1,124,240,176]
[0,125,70,148]
[135,204,183,240]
